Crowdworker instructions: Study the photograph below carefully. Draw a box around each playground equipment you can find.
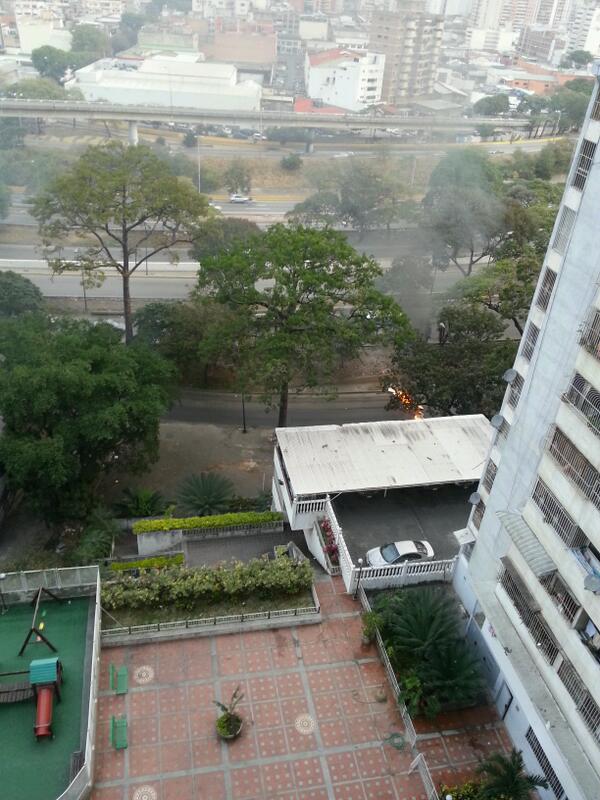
[30,657,63,740]
[18,587,63,656]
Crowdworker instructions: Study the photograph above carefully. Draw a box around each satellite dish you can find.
[491,414,504,430]
[503,368,518,384]
[468,491,481,505]
[584,574,600,593]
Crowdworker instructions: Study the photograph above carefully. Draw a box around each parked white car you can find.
[365,540,434,567]
[229,194,251,203]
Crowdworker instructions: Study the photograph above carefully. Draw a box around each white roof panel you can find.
[277,415,492,496]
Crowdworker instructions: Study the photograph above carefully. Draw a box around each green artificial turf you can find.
[0,596,91,800]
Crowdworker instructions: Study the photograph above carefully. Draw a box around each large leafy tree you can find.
[0,271,44,316]
[31,46,71,82]
[477,749,548,800]
[189,217,260,262]
[33,142,210,343]
[196,224,411,426]
[223,160,252,194]
[0,316,174,522]
[473,94,510,115]
[386,304,517,417]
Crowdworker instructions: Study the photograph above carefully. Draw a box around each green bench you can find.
[110,715,128,750]
[109,664,128,695]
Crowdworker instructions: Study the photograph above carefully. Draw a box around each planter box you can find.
[136,520,284,556]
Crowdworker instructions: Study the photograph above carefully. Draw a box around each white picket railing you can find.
[358,557,457,590]
[325,497,354,591]
[409,753,439,800]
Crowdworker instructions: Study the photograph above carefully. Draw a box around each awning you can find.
[498,511,555,577]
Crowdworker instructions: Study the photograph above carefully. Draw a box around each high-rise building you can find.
[568,0,600,55]
[454,70,600,800]
[368,0,443,100]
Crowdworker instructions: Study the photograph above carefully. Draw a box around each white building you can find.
[568,0,600,56]
[453,68,600,800]
[305,47,385,111]
[67,53,262,110]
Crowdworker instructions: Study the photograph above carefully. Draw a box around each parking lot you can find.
[332,484,474,564]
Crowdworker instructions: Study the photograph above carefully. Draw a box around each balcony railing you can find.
[547,427,600,512]
[531,478,589,548]
[562,377,600,439]
[557,660,600,745]
[580,309,600,361]
[539,571,581,624]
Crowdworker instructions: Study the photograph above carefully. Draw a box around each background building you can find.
[368,0,443,100]
[454,68,600,800]
[305,46,384,109]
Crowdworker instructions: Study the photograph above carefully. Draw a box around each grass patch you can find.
[101,587,315,628]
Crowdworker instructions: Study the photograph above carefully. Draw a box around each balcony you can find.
[531,478,589,549]
[580,308,600,361]
[562,375,600,440]
[547,427,600,512]
[540,571,581,623]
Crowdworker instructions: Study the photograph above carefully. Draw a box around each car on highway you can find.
[365,540,434,567]
[229,194,252,203]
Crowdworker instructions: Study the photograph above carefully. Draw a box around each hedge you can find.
[132,510,283,535]
[110,554,185,572]
[101,557,314,612]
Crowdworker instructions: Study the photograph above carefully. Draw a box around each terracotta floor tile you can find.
[245,648,273,673]
[227,730,259,763]
[348,716,379,745]
[97,694,126,722]
[302,643,334,666]
[291,756,325,789]
[326,751,359,783]
[276,672,305,698]
[187,682,216,708]
[285,725,319,754]
[89,787,124,800]
[362,776,396,800]
[129,689,158,719]
[129,717,159,747]
[162,775,194,800]
[251,699,283,728]
[191,735,223,768]
[332,781,366,800]
[93,750,125,783]
[320,719,351,748]
[280,696,311,725]
[159,712,189,742]
[248,674,277,702]
[312,691,342,720]
[158,686,188,714]
[128,744,161,778]
[257,727,289,757]
[194,771,227,800]
[189,706,217,738]
[129,782,163,800]
[272,647,299,670]
[160,740,191,773]
[217,651,245,676]
[355,746,389,779]
[230,765,263,800]
[260,761,296,794]
[297,789,329,800]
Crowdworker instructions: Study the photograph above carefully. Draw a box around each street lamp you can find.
[0,573,7,615]
[353,557,364,600]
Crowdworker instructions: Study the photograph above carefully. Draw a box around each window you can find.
[531,478,588,548]
[525,727,568,799]
[572,138,596,191]
[563,373,600,438]
[482,460,497,493]
[521,322,539,362]
[507,373,524,409]
[552,206,576,255]
[472,499,486,530]
[535,268,557,312]
[547,427,600,511]
[498,417,510,441]
[591,89,600,121]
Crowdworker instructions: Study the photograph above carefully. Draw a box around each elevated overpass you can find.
[0,98,526,143]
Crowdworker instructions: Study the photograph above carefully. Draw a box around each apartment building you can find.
[368,0,443,100]
[454,69,600,800]
[305,47,384,110]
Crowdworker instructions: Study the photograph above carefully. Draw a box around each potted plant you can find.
[214,685,244,740]
[361,610,379,645]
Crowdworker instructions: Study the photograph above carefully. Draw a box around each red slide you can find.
[34,685,54,740]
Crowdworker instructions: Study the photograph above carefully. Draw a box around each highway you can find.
[0,97,526,131]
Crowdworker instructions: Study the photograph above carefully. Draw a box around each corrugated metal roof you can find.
[276,415,492,496]
[498,511,555,577]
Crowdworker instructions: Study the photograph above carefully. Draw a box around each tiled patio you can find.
[91,576,510,800]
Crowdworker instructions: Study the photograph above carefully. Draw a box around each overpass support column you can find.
[128,121,139,146]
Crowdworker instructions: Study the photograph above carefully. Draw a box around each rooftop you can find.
[276,415,492,497]
[308,47,364,66]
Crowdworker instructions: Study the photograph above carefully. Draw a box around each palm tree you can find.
[115,487,167,518]
[420,642,484,713]
[177,472,234,516]
[477,748,548,800]
[375,587,460,666]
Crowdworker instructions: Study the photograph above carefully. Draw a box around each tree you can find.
[183,130,197,148]
[31,46,70,82]
[177,472,235,515]
[560,49,593,68]
[3,77,69,100]
[0,316,174,522]
[71,24,110,57]
[386,304,517,417]
[280,153,302,171]
[0,119,25,149]
[33,142,210,343]
[473,94,510,115]
[196,224,411,426]
[189,217,261,262]
[376,254,433,300]
[0,271,44,316]
[223,160,252,194]
[477,749,548,800]
[564,77,594,94]
[455,251,540,335]
[0,182,9,219]
[115,487,168,517]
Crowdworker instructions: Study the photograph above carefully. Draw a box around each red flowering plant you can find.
[319,518,339,565]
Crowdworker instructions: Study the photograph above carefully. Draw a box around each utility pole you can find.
[196,135,201,193]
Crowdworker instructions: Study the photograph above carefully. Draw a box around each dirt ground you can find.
[105,422,275,505]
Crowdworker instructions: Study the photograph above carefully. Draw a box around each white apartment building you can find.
[305,47,384,110]
[568,0,600,55]
[454,69,600,800]
[67,54,262,110]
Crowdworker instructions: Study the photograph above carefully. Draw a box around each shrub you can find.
[70,508,120,565]
[110,554,184,571]
[280,153,302,171]
[132,510,283,534]
[177,472,235,516]
[114,487,168,518]
[319,518,338,565]
[101,556,313,612]
[439,781,482,800]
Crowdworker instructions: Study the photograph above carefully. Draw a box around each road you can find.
[166,389,404,428]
